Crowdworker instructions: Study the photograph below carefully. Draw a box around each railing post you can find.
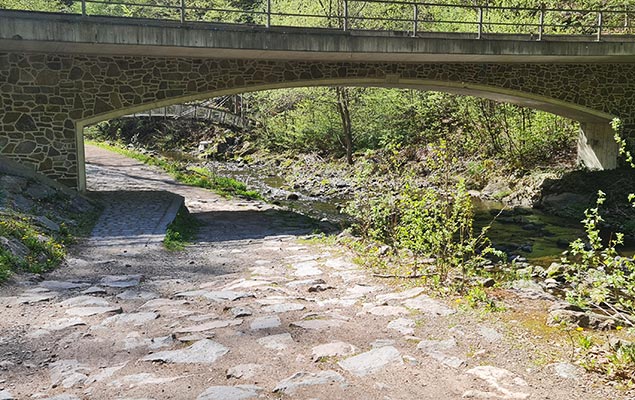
[477,6,483,39]
[413,4,418,37]
[597,11,603,41]
[343,0,348,31]
[81,0,86,16]
[180,0,186,23]
[538,3,545,41]
[266,0,271,28]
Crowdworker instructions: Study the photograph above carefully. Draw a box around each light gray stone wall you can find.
[1,51,634,188]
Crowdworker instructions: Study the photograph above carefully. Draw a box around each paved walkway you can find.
[0,145,622,399]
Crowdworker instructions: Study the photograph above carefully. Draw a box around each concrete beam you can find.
[578,122,619,170]
[3,10,635,63]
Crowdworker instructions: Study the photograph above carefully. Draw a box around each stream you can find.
[204,159,635,265]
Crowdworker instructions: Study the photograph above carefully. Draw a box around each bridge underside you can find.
[0,51,630,189]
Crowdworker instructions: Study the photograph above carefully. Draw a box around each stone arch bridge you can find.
[1,10,635,190]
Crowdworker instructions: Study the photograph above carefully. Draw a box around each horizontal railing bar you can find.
[2,0,634,41]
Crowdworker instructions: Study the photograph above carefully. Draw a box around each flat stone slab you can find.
[224,279,272,290]
[387,318,415,335]
[65,306,122,317]
[230,307,253,318]
[100,274,143,288]
[60,295,110,307]
[347,284,378,297]
[175,290,254,302]
[366,305,409,316]
[39,281,89,291]
[100,312,159,326]
[116,290,159,301]
[262,302,306,313]
[417,338,465,369]
[250,315,281,330]
[311,341,358,361]
[41,317,86,331]
[108,373,181,388]
[273,371,347,394]
[257,333,294,351]
[464,366,530,399]
[177,319,243,333]
[197,385,262,400]
[0,390,13,400]
[551,362,583,380]
[338,346,403,376]
[376,287,426,302]
[122,332,175,350]
[81,286,107,295]
[15,292,58,304]
[49,359,90,389]
[227,364,264,379]
[142,339,229,364]
[139,298,188,310]
[293,260,323,277]
[291,319,343,330]
[403,295,456,316]
[479,326,503,343]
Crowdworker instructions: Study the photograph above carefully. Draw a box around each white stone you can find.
[403,295,456,316]
[273,371,346,394]
[250,315,281,330]
[39,281,88,290]
[116,290,158,300]
[311,341,357,361]
[177,319,243,333]
[338,346,402,376]
[262,303,306,313]
[101,312,159,326]
[60,295,110,307]
[257,333,294,351]
[387,318,416,335]
[109,373,181,388]
[293,260,323,277]
[367,305,409,316]
[65,306,122,317]
[376,287,426,302]
[197,385,261,400]
[226,364,264,379]
[49,359,90,389]
[464,366,530,400]
[142,339,229,364]
[100,274,143,288]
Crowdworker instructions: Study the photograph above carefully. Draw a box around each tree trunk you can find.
[336,86,354,165]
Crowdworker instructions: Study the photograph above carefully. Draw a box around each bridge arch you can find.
[76,77,616,191]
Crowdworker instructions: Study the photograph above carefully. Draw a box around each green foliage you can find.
[561,191,635,311]
[164,206,200,251]
[345,141,504,290]
[249,87,578,170]
[0,213,68,277]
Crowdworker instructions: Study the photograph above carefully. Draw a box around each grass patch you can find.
[87,141,262,200]
[0,212,69,277]
[164,206,200,251]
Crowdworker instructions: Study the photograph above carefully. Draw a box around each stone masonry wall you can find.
[1,51,635,188]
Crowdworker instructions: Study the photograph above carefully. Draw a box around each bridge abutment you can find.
[578,122,620,170]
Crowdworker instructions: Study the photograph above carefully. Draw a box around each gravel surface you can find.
[0,145,626,399]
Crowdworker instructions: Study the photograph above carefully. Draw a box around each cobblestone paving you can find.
[0,145,623,400]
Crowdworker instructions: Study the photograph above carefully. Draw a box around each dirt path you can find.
[0,145,624,399]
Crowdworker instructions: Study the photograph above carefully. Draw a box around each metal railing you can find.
[125,102,254,130]
[5,0,635,41]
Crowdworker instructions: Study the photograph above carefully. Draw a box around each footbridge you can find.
[2,1,635,189]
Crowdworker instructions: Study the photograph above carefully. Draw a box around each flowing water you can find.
[204,160,635,264]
